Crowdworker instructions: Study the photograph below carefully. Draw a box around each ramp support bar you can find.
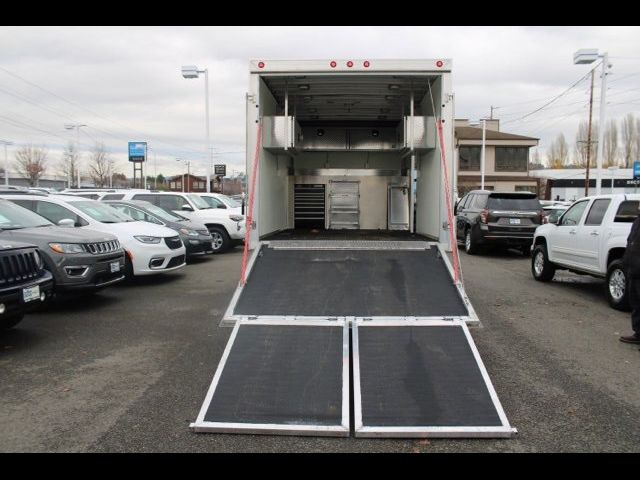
[240,121,263,285]
[436,118,461,284]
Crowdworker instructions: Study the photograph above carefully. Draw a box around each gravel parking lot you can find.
[0,247,638,452]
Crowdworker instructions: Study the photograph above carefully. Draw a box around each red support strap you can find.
[239,122,263,285]
[436,119,462,284]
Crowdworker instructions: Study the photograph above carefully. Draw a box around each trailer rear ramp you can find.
[223,240,478,325]
[353,319,515,438]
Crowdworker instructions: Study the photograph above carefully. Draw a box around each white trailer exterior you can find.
[245,59,456,249]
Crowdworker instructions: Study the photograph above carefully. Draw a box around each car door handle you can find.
[590,231,600,236]
[569,229,577,234]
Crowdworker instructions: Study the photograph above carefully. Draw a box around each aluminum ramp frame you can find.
[222,240,478,326]
[191,319,349,436]
[353,319,516,438]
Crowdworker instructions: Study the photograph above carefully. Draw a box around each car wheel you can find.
[464,228,478,255]
[606,259,631,311]
[0,313,24,330]
[209,227,231,253]
[531,244,555,282]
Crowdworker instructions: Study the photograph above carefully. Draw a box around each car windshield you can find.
[487,194,541,210]
[216,194,241,208]
[72,201,134,223]
[0,201,53,230]
[186,194,211,209]
[144,204,184,222]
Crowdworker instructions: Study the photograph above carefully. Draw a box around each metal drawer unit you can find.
[294,184,325,229]
[328,180,359,230]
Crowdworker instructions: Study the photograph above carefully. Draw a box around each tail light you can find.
[480,209,489,224]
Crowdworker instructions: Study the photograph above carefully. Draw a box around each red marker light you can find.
[258,61,265,68]
[330,61,337,68]
[363,60,370,68]
[346,61,354,68]
[436,60,444,68]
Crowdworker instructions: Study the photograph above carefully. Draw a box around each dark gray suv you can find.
[455,191,544,255]
[0,199,125,292]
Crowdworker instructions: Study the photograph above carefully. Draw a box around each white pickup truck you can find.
[531,194,640,310]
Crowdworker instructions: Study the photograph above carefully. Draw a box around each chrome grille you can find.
[85,240,120,254]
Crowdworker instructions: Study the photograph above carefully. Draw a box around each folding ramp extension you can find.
[190,319,350,436]
[352,319,515,438]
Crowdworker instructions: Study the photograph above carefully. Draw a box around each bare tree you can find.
[575,120,598,168]
[603,119,619,168]
[621,113,636,168]
[14,145,47,186]
[548,133,569,169]
[88,142,114,187]
[58,141,79,188]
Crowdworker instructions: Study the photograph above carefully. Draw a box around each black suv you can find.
[0,240,54,329]
[455,191,544,255]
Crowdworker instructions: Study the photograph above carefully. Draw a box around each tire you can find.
[124,256,134,279]
[209,226,231,253]
[606,259,631,311]
[1,313,24,330]
[531,244,555,282]
[464,228,479,255]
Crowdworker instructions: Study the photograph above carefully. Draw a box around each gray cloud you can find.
[0,25,639,178]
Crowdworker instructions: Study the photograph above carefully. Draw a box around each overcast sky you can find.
[1,25,639,180]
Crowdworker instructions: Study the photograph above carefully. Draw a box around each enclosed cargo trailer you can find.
[245,59,455,247]
[192,59,515,439]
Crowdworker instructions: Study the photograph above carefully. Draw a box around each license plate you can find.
[110,261,120,273]
[509,218,521,225]
[23,285,40,303]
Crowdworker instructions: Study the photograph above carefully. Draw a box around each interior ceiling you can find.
[263,75,435,122]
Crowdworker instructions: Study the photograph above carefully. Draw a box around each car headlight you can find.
[179,228,198,237]
[49,243,86,254]
[229,214,244,222]
[33,250,44,269]
[134,235,162,244]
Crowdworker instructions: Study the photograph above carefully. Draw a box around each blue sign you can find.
[128,142,147,163]
[634,161,640,180]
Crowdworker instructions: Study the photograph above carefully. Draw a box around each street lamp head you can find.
[181,65,200,79]
[573,49,599,65]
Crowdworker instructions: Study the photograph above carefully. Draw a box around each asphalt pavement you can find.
[0,246,638,452]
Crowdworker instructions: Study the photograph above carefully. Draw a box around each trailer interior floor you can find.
[262,229,431,242]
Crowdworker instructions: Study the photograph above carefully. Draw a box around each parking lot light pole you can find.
[181,65,212,193]
[481,119,486,190]
[0,140,13,186]
[574,49,611,195]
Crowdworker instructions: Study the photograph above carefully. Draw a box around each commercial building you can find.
[455,119,539,196]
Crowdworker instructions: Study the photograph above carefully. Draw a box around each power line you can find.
[502,64,599,126]
[0,65,208,156]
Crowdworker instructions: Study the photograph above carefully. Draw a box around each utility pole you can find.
[585,69,595,197]
[481,119,486,190]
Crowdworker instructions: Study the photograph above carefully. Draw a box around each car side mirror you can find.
[181,204,193,211]
[58,218,75,228]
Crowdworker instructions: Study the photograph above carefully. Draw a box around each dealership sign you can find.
[128,142,147,162]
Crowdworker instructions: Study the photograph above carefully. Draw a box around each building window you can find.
[459,146,481,171]
[515,185,537,193]
[495,147,529,172]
